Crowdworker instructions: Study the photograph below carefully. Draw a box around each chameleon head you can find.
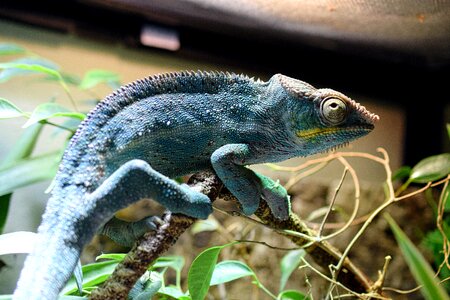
[274,74,379,156]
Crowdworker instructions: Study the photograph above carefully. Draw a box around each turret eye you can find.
[320,97,347,125]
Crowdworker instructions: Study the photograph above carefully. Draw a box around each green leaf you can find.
[0,123,44,169]
[0,57,60,82]
[62,260,119,295]
[386,213,450,300]
[188,243,236,300]
[0,231,37,255]
[191,216,219,234]
[392,166,411,182]
[410,153,450,183]
[280,249,305,291]
[447,124,450,140]
[44,72,81,86]
[210,260,254,286]
[158,285,186,299]
[0,151,62,196]
[444,184,450,212]
[79,69,120,90]
[0,43,27,55]
[153,256,184,272]
[0,98,25,119]
[0,194,11,234]
[95,253,126,262]
[277,290,308,300]
[0,124,44,233]
[23,102,85,128]
[74,260,83,295]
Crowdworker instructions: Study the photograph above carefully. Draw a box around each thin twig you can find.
[318,168,348,236]
[322,157,361,241]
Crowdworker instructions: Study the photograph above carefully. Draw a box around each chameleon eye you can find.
[320,97,347,125]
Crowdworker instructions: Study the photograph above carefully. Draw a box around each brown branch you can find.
[89,171,222,300]
[90,171,373,299]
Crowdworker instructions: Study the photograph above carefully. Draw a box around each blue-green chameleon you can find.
[12,71,378,299]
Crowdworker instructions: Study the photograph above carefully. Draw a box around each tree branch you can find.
[89,171,373,299]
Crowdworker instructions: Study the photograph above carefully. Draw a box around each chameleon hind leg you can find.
[211,143,290,220]
[84,159,212,238]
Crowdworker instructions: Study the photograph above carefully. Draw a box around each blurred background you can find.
[0,0,449,297]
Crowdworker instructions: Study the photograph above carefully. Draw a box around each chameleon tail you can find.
[12,226,82,299]
[12,194,97,300]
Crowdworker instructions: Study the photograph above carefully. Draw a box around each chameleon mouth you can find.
[296,125,373,139]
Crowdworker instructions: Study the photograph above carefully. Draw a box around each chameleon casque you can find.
[13,71,378,299]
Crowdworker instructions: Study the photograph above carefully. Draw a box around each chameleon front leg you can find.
[211,144,291,220]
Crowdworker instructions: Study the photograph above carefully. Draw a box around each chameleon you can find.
[12,71,378,299]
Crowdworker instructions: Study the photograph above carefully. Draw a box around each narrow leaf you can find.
[0,57,60,82]
[0,123,44,169]
[386,214,450,300]
[0,124,44,233]
[153,256,184,272]
[158,286,186,299]
[391,166,411,182]
[443,184,450,212]
[62,260,119,295]
[0,194,11,233]
[74,260,83,295]
[280,249,305,291]
[0,43,27,55]
[95,253,126,262]
[23,102,85,128]
[188,243,235,300]
[79,69,120,90]
[0,231,37,255]
[0,98,25,119]
[210,260,254,286]
[410,153,450,183]
[0,151,62,196]
[44,72,81,86]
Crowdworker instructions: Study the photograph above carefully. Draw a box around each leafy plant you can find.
[0,42,449,299]
[0,42,122,235]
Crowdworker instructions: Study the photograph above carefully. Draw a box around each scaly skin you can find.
[13,71,378,299]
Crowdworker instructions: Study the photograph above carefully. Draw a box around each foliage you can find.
[0,42,449,299]
[0,43,122,234]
